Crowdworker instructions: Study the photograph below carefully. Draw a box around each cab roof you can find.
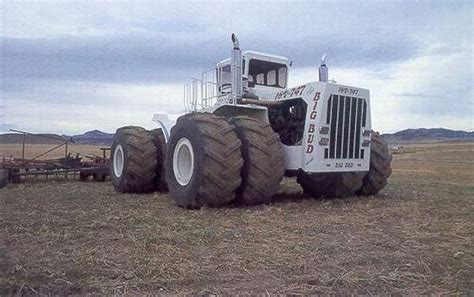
[216,50,290,68]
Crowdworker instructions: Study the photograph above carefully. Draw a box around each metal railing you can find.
[183,69,224,112]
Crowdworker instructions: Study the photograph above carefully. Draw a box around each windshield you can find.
[248,59,287,88]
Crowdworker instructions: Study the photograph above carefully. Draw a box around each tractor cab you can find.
[216,51,290,100]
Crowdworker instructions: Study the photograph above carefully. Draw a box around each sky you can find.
[1,0,473,134]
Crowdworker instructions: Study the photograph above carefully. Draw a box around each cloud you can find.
[1,0,472,134]
[387,43,473,118]
[1,26,420,85]
[2,80,184,134]
[1,35,218,84]
[291,41,473,132]
[5,1,447,85]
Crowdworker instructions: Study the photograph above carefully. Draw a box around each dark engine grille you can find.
[324,95,367,159]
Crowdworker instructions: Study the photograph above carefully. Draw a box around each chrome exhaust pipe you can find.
[319,53,328,82]
[231,33,243,104]
[241,98,285,107]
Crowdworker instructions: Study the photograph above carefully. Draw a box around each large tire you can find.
[110,126,157,193]
[296,173,326,198]
[165,113,243,209]
[150,128,168,191]
[358,132,392,195]
[230,116,284,205]
[297,172,364,198]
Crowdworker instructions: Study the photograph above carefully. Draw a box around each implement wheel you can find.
[0,168,9,189]
[93,173,106,182]
[110,126,157,193]
[165,113,243,209]
[230,116,284,205]
[358,132,393,195]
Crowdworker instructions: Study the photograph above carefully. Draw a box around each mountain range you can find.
[381,128,474,143]
[0,130,115,146]
[0,128,472,146]
[65,130,115,145]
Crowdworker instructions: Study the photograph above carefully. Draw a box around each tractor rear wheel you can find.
[110,126,157,193]
[165,113,243,209]
[150,128,168,191]
[297,172,364,198]
[358,132,392,195]
[230,116,284,205]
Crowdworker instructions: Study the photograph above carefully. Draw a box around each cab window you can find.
[248,59,287,88]
[216,60,245,91]
[218,65,231,87]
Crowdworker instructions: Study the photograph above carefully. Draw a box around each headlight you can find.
[319,126,330,135]
[319,137,330,146]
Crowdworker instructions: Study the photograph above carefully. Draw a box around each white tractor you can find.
[110,34,392,208]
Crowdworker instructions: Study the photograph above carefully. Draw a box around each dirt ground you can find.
[1,141,473,295]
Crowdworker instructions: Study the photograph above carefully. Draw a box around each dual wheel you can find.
[296,132,393,198]
[110,114,392,206]
[110,113,284,208]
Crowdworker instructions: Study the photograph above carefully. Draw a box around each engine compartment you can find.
[268,98,307,146]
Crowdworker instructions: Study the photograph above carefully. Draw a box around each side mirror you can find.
[243,75,255,88]
[242,76,254,89]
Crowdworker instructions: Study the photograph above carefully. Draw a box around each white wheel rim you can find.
[173,137,194,186]
[113,144,124,178]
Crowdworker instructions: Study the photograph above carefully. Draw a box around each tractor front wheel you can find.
[165,113,243,209]
[110,126,157,193]
[358,132,392,195]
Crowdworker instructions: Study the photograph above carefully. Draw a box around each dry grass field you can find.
[1,141,473,295]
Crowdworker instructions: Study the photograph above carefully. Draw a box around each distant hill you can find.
[381,128,474,143]
[0,130,114,146]
[69,130,114,146]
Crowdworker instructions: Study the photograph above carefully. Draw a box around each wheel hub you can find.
[173,137,194,186]
[113,144,124,178]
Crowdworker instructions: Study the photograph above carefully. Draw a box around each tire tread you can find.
[111,126,157,193]
[358,132,392,195]
[231,116,284,205]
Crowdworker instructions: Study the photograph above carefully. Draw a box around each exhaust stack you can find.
[319,53,328,82]
[231,33,243,104]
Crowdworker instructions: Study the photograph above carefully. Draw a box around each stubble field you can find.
[0,141,473,294]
